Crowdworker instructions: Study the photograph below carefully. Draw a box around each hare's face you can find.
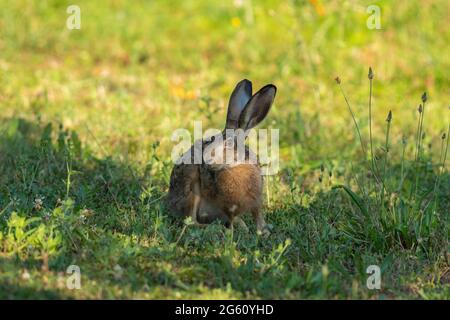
[202,131,255,170]
[189,79,276,171]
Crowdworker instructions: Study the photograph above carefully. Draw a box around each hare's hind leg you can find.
[233,216,249,232]
[251,207,270,236]
[197,198,231,227]
[191,182,229,227]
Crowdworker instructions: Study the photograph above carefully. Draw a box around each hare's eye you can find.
[210,136,215,142]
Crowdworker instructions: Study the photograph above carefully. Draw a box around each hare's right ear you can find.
[238,84,276,130]
[225,79,252,129]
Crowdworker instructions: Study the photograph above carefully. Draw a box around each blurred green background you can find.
[0,0,448,299]
[1,0,448,160]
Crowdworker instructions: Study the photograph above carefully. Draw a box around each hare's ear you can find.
[238,84,276,130]
[226,79,252,129]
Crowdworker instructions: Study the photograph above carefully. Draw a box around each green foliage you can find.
[2,212,61,260]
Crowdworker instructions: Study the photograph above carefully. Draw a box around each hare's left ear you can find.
[226,79,253,129]
[238,84,276,130]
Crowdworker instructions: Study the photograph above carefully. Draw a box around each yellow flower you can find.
[231,17,241,28]
[309,0,325,17]
[170,84,198,100]
[184,90,198,100]
[171,86,185,98]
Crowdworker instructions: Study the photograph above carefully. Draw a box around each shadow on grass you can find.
[0,117,167,234]
[0,117,222,299]
[0,117,448,299]
[0,283,63,299]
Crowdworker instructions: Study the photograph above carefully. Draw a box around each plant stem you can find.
[431,124,450,214]
[397,137,407,192]
[65,160,72,199]
[380,111,392,206]
[369,75,375,182]
[337,84,366,155]
[413,100,426,199]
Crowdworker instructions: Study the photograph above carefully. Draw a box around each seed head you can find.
[418,104,422,113]
[421,92,427,103]
[442,133,446,140]
[368,67,374,80]
[320,163,325,172]
[402,135,407,145]
[335,77,341,84]
[386,110,392,122]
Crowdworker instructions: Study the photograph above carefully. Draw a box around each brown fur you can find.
[213,164,262,219]
[166,79,275,234]
[167,164,199,218]
[167,162,265,230]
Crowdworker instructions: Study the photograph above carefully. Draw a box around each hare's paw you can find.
[257,224,272,237]
[233,217,249,232]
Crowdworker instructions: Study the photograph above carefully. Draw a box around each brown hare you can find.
[167,79,276,235]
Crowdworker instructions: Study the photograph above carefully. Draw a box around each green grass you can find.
[0,0,449,299]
